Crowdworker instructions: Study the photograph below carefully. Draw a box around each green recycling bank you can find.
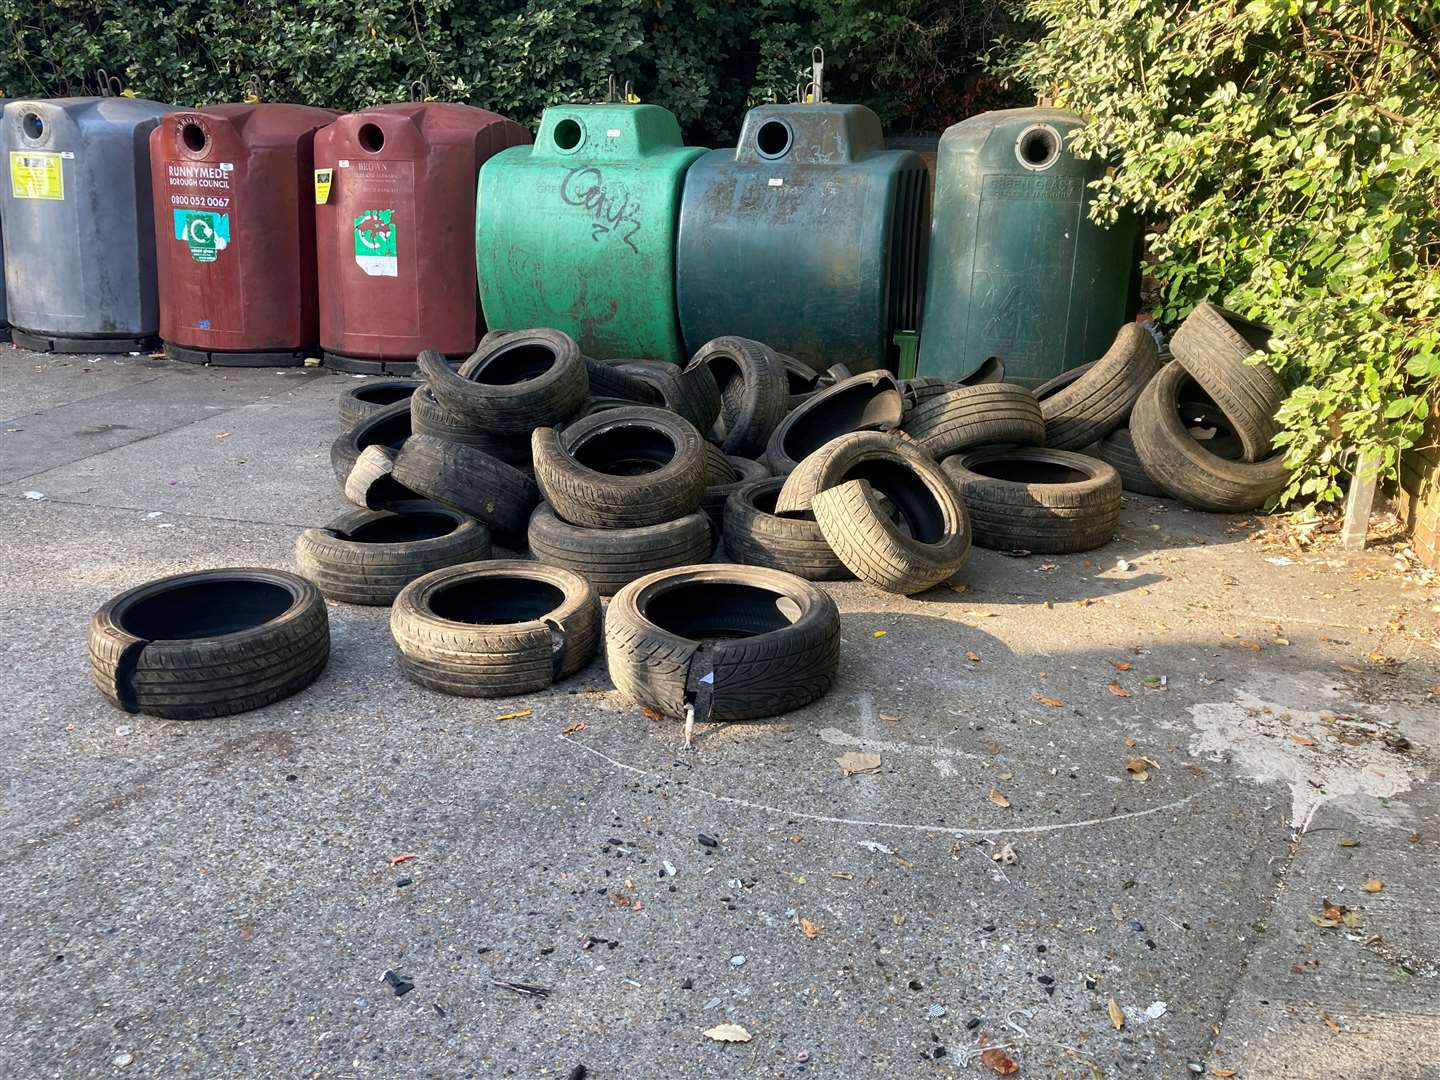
[475,104,703,364]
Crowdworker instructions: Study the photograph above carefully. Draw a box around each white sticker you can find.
[606,128,621,138]
[338,159,350,168]
[219,162,234,172]
[767,178,783,187]
[59,151,75,159]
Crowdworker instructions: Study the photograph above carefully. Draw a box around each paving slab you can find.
[0,351,1436,1079]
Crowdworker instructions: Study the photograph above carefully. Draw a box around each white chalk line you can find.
[557,737,1222,837]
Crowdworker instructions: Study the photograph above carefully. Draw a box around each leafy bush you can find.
[0,0,1011,141]
[1003,0,1440,509]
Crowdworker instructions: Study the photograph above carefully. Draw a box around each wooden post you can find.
[1341,449,1381,551]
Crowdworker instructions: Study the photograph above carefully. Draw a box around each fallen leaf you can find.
[390,852,417,866]
[1320,1010,1341,1034]
[1077,597,1093,607]
[1035,695,1064,708]
[703,1023,752,1043]
[1238,639,1264,652]
[494,709,532,721]
[1107,682,1132,698]
[992,843,1017,865]
[1322,898,1344,921]
[1112,660,1133,671]
[1213,1071,1236,1078]
[837,751,882,777]
[980,1047,1019,1075]
[1108,996,1125,1030]
[561,721,589,735]
[965,650,981,662]
[1125,758,1157,782]
[1308,913,1339,928]
[1290,735,1316,746]
[872,630,887,638]
[1361,879,1383,893]
[640,706,664,722]
[988,788,1011,808]
[878,712,899,722]
[1123,736,1137,748]
[611,893,633,909]
[1339,838,1360,847]
[799,917,819,939]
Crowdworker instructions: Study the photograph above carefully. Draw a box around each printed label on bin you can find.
[353,209,398,277]
[767,178,784,187]
[314,168,333,204]
[173,209,230,263]
[9,150,64,199]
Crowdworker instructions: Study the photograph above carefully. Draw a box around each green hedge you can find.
[0,0,1011,142]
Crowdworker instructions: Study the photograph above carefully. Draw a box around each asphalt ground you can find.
[1,348,1436,1079]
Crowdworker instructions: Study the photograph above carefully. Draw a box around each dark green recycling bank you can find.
[917,108,1139,387]
[475,104,703,364]
[676,103,930,373]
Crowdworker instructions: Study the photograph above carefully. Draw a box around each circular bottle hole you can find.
[1015,124,1062,171]
[181,122,208,153]
[553,118,583,151]
[358,123,386,154]
[756,119,791,158]
[22,113,44,139]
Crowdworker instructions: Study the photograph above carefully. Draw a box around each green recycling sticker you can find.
[173,209,230,263]
[353,209,397,277]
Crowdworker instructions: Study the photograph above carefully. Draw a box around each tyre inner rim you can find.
[1034,368,1085,402]
[843,461,945,544]
[119,579,294,640]
[1176,383,1244,461]
[361,411,410,451]
[429,577,564,625]
[468,343,556,385]
[783,383,899,462]
[348,512,457,544]
[970,459,1090,486]
[571,426,675,475]
[646,581,800,639]
[357,384,415,407]
[751,483,818,523]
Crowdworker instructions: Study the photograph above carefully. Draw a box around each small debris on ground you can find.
[382,970,414,997]
[836,751,881,776]
[703,1023,752,1043]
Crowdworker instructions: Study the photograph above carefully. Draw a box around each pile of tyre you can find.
[89,308,1289,725]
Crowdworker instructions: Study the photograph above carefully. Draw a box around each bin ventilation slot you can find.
[885,167,929,338]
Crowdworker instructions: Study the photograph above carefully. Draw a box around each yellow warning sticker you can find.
[10,151,64,200]
[313,168,333,205]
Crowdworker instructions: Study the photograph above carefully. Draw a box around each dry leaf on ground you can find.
[1290,734,1316,746]
[799,917,819,939]
[965,650,981,662]
[1213,1071,1236,1078]
[1320,1011,1341,1034]
[989,788,1011,808]
[1107,682,1132,697]
[390,853,416,866]
[1126,758,1158,782]
[837,751,882,777]
[992,843,1018,865]
[703,1023,752,1043]
[980,1047,1019,1075]
[1035,695,1064,708]
[561,721,588,735]
[1361,879,1384,893]
[1112,660,1133,671]
[1108,997,1125,1030]
[640,706,664,722]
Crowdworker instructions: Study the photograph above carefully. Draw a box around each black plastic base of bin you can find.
[322,350,463,376]
[0,323,10,344]
[165,342,306,368]
[11,328,158,355]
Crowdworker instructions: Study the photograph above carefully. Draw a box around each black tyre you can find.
[902,383,1045,458]
[605,564,840,722]
[1129,360,1289,511]
[1088,427,1166,497]
[722,477,850,581]
[776,431,971,594]
[1038,324,1160,450]
[764,370,904,475]
[331,400,411,486]
[900,376,958,411]
[941,447,1122,553]
[296,501,492,605]
[700,450,770,534]
[528,503,712,596]
[687,336,788,457]
[338,378,420,429]
[410,384,530,466]
[613,360,722,433]
[531,406,707,529]
[781,353,823,410]
[959,356,1007,386]
[391,433,540,540]
[390,561,599,698]
[89,568,329,720]
[585,356,663,404]
[1169,302,1286,461]
[421,330,588,432]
